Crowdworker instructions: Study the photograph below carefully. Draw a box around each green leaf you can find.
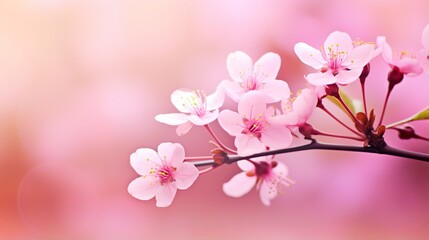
[386,106,429,128]
[326,90,363,118]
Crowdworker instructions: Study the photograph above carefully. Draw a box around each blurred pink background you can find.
[1,0,429,239]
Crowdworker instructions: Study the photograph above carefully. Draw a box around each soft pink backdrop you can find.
[1,0,428,239]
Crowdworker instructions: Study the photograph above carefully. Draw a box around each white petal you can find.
[206,87,225,111]
[175,162,199,190]
[218,79,245,103]
[170,89,193,113]
[176,121,193,136]
[235,134,266,156]
[306,72,337,86]
[259,180,275,206]
[260,80,291,103]
[155,183,177,207]
[377,36,393,64]
[157,142,185,167]
[237,160,255,171]
[294,42,326,69]
[335,68,363,85]
[188,109,219,125]
[223,172,257,198]
[254,52,281,82]
[130,148,160,175]
[324,31,353,55]
[344,44,374,68]
[227,51,253,83]
[155,113,189,125]
[218,110,243,136]
[128,176,159,201]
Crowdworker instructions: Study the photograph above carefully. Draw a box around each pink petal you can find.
[306,72,337,86]
[272,161,289,177]
[324,31,353,56]
[261,125,292,150]
[155,113,189,125]
[175,162,199,190]
[176,121,193,136]
[155,183,177,207]
[227,51,253,83]
[223,172,257,198]
[422,24,429,50]
[128,176,159,201]
[259,180,275,206]
[294,42,326,69]
[270,112,299,126]
[335,68,363,85]
[377,36,393,64]
[237,160,255,171]
[206,87,225,111]
[188,109,219,125]
[292,88,317,122]
[238,92,268,118]
[218,110,243,136]
[130,148,161,175]
[260,80,291,102]
[170,89,193,113]
[157,142,185,167]
[396,58,423,76]
[218,80,245,103]
[254,52,281,82]
[235,134,266,156]
[418,49,429,74]
[344,44,374,68]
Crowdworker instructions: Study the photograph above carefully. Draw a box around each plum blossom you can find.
[294,31,375,86]
[418,24,429,74]
[128,142,199,207]
[218,92,292,156]
[274,88,318,128]
[220,51,291,102]
[155,88,224,136]
[377,36,423,77]
[223,157,293,206]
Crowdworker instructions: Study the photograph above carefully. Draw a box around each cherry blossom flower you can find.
[155,88,224,136]
[223,157,293,206]
[128,142,199,207]
[218,92,292,156]
[377,36,423,77]
[294,31,375,86]
[220,51,290,102]
[418,24,429,74]
[274,88,318,128]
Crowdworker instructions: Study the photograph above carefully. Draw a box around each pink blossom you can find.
[377,36,423,76]
[295,31,375,86]
[128,142,199,207]
[220,51,290,102]
[155,88,224,136]
[218,92,292,156]
[418,24,429,74]
[223,157,293,206]
[274,88,318,128]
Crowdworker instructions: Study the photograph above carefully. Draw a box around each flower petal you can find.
[218,80,245,103]
[324,31,353,55]
[254,52,281,82]
[157,142,185,167]
[128,176,159,201]
[223,172,257,198]
[206,87,225,111]
[130,148,160,175]
[306,72,337,86]
[422,24,429,50]
[261,125,292,150]
[344,44,374,68]
[188,109,219,125]
[155,113,189,125]
[175,162,199,190]
[155,183,177,207]
[227,51,253,83]
[272,161,289,178]
[176,121,193,136]
[335,68,363,85]
[170,89,193,113]
[396,58,423,76]
[237,160,255,171]
[294,42,326,69]
[292,88,317,122]
[259,180,275,206]
[260,80,291,102]
[235,134,266,156]
[218,110,243,136]
[377,36,393,64]
[238,92,268,118]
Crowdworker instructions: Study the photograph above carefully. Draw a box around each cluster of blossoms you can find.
[129,25,429,207]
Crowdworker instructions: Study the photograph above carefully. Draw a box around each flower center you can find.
[156,165,176,185]
[324,44,348,73]
[180,90,207,117]
[240,66,267,91]
[242,113,269,139]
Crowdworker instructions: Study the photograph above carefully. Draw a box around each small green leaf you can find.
[386,106,429,128]
[326,90,363,118]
